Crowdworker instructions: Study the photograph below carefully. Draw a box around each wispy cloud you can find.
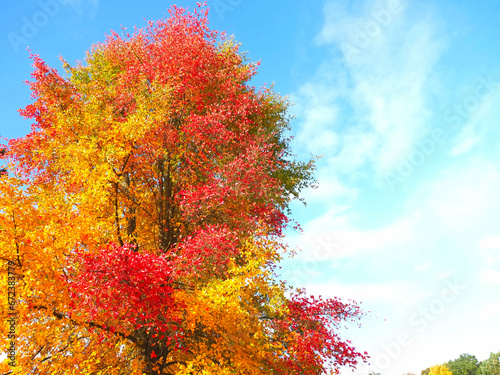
[291,212,415,260]
[292,0,447,185]
[449,78,500,156]
[282,2,500,373]
[478,270,500,284]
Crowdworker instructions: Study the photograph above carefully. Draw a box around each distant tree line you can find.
[421,352,500,375]
[367,351,500,375]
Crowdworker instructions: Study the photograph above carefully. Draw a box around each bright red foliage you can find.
[269,291,368,373]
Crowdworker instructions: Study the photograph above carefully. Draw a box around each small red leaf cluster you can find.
[265,290,368,373]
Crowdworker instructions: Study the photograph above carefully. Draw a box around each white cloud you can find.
[288,158,500,288]
[449,81,500,157]
[284,156,500,304]
[302,281,406,304]
[434,270,458,281]
[299,173,358,205]
[292,0,447,185]
[478,235,500,250]
[288,208,415,261]
[479,300,500,321]
[449,134,480,156]
[421,158,500,234]
[291,82,342,155]
[413,262,432,274]
[478,235,500,263]
[282,2,500,375]
[479,269,500,284]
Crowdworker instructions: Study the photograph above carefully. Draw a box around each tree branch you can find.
[31,304,138,344]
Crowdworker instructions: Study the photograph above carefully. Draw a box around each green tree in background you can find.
[447,353,479,375]
[478,352,500,375]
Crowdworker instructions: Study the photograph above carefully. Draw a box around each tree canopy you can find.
[447,353,479,375]
[0,5,367,375]
[478,352,500,375]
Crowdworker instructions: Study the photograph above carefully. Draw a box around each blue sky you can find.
[1,1,500,374]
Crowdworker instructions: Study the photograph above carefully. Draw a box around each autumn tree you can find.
[0,5,367,375]
[429,364,452,375]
